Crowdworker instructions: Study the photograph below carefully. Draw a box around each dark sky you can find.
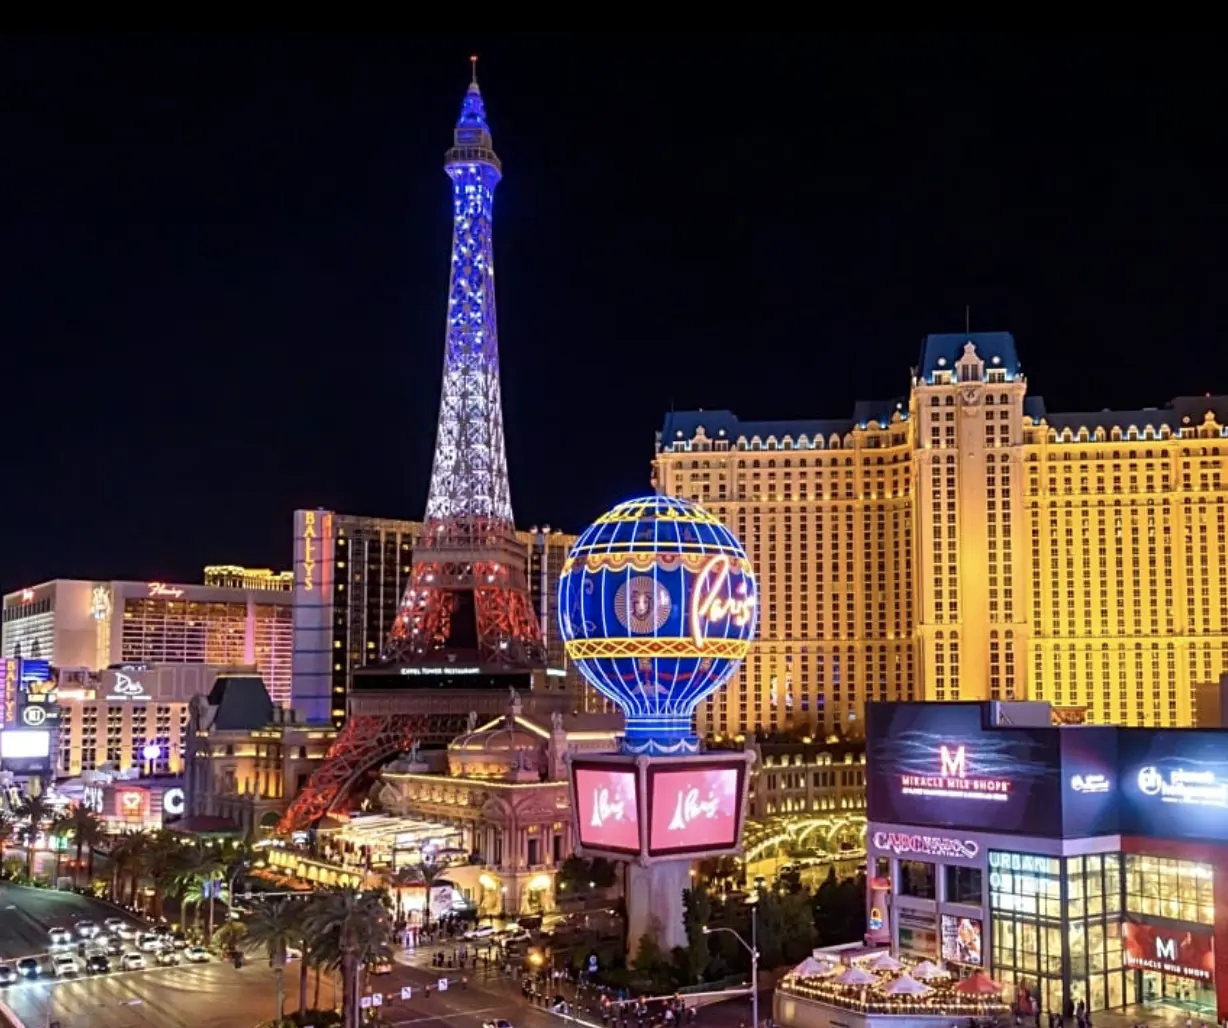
[2,33,1226,594]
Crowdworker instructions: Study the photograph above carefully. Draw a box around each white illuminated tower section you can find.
[385,63,544,668]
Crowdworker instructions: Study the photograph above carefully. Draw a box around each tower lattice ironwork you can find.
[279,68,546,835]
[383,65,544,669]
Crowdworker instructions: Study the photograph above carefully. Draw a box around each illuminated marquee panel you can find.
[571,758,642,856]
[0,658,16,728]
[567,751,753,863]
[646,758,747,857]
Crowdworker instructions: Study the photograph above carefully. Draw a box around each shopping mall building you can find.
[866,701,1228,1020]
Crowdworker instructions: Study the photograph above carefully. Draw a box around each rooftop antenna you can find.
[470,54,479,85]
[965,304,971,334]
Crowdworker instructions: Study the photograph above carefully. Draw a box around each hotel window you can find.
[945,865,983,905]
[899,860,936,900]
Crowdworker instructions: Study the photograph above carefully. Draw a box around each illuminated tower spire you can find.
[385,65,544,668]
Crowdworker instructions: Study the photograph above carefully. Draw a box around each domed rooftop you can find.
[446,697,546,780]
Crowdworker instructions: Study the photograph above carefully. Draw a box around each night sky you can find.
[2,34,1226,594]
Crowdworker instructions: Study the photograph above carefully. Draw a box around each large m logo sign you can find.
[1156,937,1177,961]
[940,744,967,778]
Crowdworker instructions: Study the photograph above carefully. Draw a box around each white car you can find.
[137,933,162,953]
[121,952,146,971]
[286,946,303,961]
[465,925,496,939]
[103,917,132,938]
[51,954,79,978]
[184,946,210,964]
[74,920,99,938]
[48,927,72,948]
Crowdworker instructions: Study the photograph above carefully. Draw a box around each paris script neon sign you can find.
[690,555,755,648]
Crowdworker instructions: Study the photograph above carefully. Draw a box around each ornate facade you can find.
[656,331,1228,734]
[376,695,621,915]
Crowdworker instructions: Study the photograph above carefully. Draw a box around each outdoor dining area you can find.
[773,949,1011,1028]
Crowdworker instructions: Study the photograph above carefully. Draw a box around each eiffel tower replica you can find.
[281,64,559,832]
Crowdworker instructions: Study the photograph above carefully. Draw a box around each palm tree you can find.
[16,794,53,880]
[417,861,442,932]
[59,806,105,887]
[109,833,150,907]
[302,888,393,1028]
[0,816,14,863]
[172,843,227,941]
[245,899,300,1026]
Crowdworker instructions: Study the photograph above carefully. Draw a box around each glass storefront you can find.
[989,850,1130,1015]
[989,849,1218,1017]
[1125,854,1214,926]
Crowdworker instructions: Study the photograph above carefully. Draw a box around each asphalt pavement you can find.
[0,885,146,962]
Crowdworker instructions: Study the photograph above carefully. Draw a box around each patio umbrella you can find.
[867,952,904,972]
[792,956,838,978]
[910,960,948,980]
[882,974,933,997]
[954,970,1004,996]
[834,966,877,987]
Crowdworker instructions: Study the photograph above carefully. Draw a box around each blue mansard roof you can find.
[660,401,907,449]
[917,332,1021,381]
[1025,395,1228,435]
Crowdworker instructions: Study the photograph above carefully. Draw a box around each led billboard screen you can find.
[0,729,49,759]
[1059,727,1120,837]
[1118,730,1228,842]
[647,759,745,857]
[867,703,1062,835]
[572,763,641,855]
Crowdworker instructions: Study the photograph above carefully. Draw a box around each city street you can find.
[0,947,590,1028]
[0,884,145,962]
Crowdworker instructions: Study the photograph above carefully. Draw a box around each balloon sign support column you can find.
[559,496,758,955]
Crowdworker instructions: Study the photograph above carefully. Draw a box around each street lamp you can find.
[703,895,760,1028]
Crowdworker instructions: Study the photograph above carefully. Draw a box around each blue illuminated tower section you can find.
[385,67,545,668]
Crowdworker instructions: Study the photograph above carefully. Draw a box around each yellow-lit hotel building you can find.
[654,332,1227,735]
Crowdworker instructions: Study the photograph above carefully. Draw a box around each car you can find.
[171,931,188,950]
[465,925,496,939]
[366,947,393,975]
[16,958,40,979]
[85,954,110,975]
[120,953,146,971]
[151,924,173,937]
[103,917,126,934]
[48,927,72,947]
[501,929,531,944]
[155,950,181,967]
[285,946,303,961]
[137,933,162,952]
[184,946,210,963]
[103,936,125,956]
[0,965,15,987]
[51,954,79,977]
[483,1020,514,1028]
[74,920,99,938]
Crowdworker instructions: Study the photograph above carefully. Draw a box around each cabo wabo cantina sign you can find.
[872,831,980,860]
[900,744,1012,803]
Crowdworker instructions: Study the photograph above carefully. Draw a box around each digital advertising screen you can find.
[1059,726,1120,837]
[647,759,745,857]
[0,728,52,774]
[572,762,642,855]
[1118,730,1228,842]
[867,703,1062,835]
[1122,921,1214,982]
[940,914,983,967]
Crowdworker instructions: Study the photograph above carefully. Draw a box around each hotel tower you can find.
[654,332,1228,735]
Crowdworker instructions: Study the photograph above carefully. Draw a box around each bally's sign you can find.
[872,830,980,861]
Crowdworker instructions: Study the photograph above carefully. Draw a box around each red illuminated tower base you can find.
[568,750,754,956]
